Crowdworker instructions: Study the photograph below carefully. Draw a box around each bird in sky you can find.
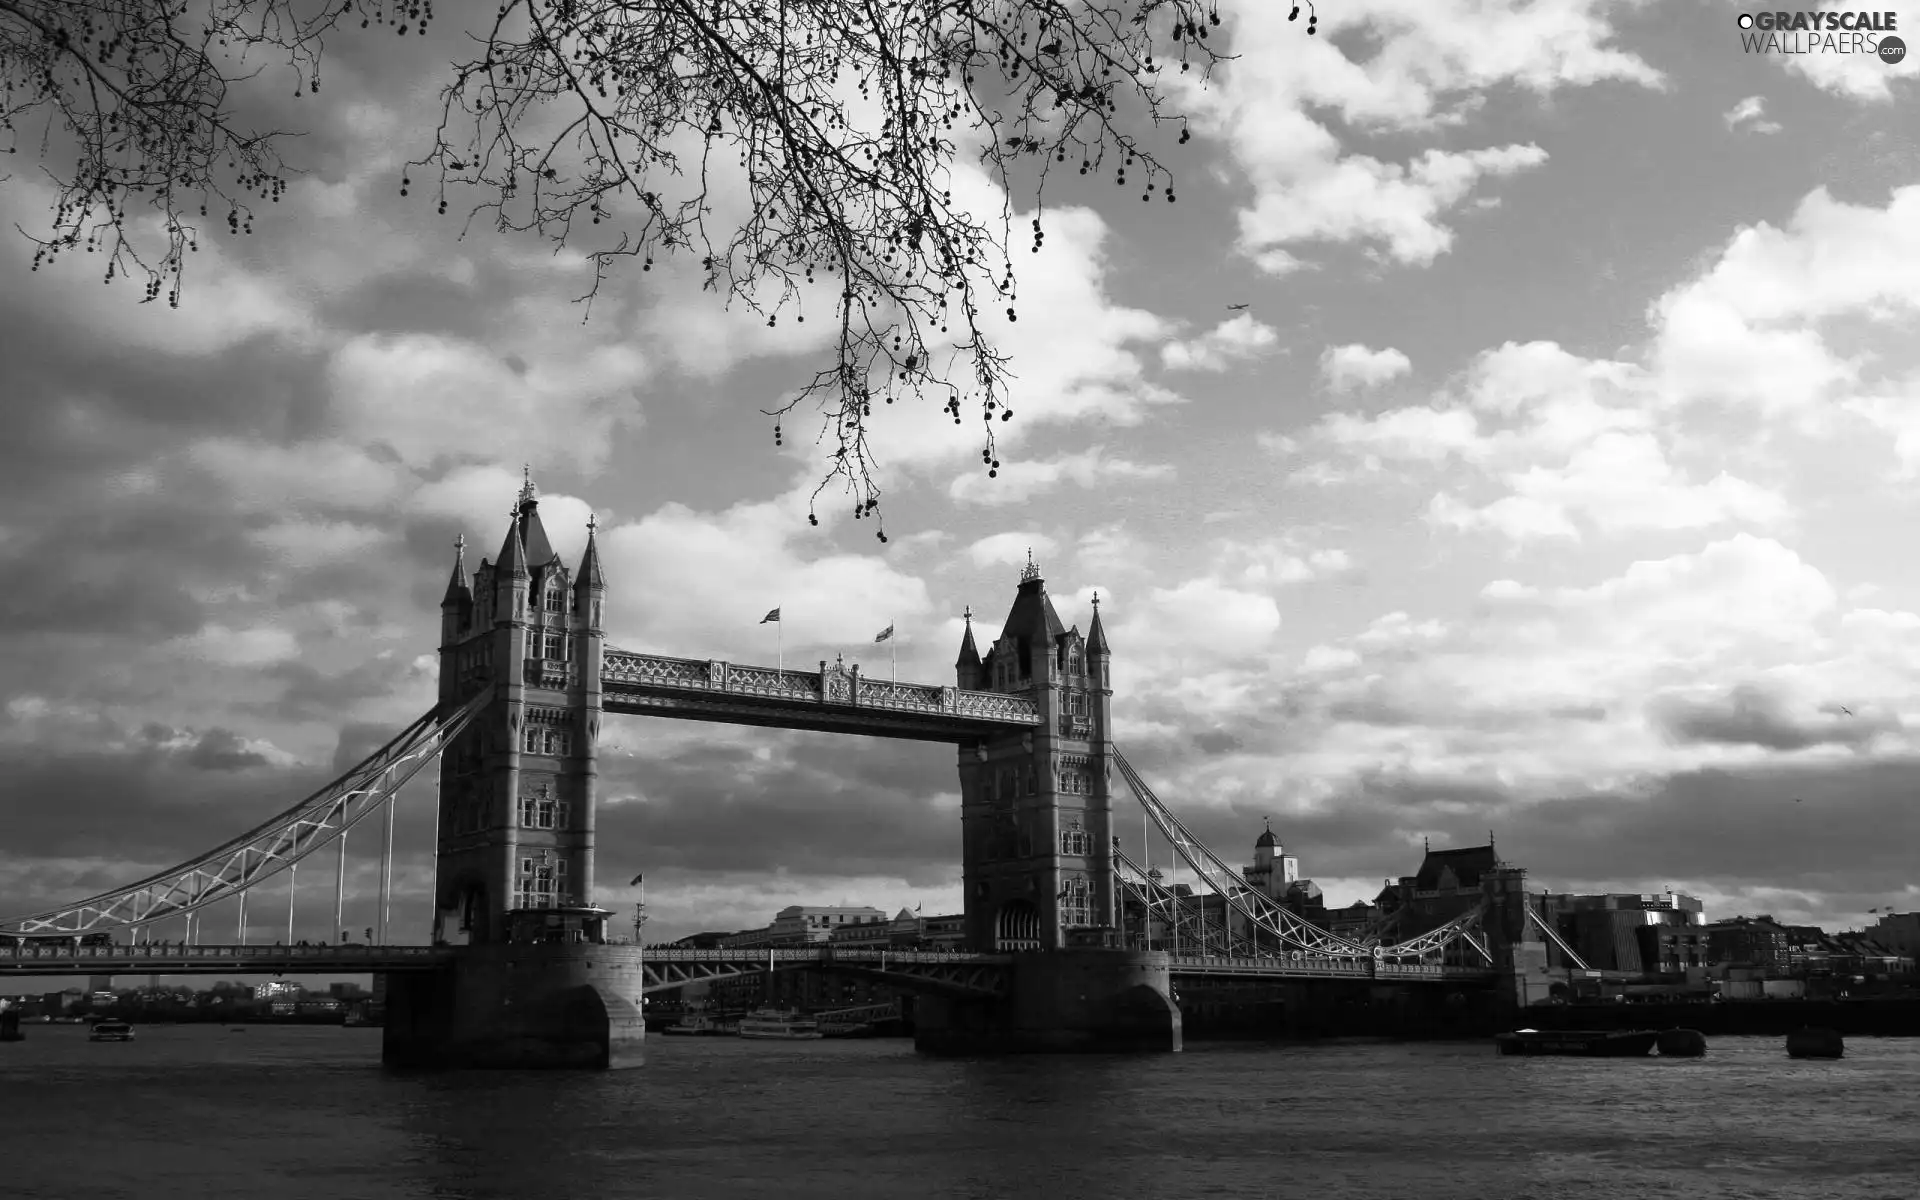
[1226,303,1250,311]
[1840,706,1853,716]
[1793,797,1804,803]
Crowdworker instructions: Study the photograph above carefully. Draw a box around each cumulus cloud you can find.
[1724,95,1783,135]
[1320,343,1413,392]
[1160,315,1283,372]
[947,448,1173,506]
[1173,0,1660,274]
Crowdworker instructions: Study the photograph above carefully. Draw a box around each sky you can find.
[2,0,1918,976]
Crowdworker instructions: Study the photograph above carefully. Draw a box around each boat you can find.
[662,1011,736,1037]
[88,1021,135,1042]
[1493,1028,1659,1057]
[1786,1027,1844,1059]
[736,1008,822,1040]
[0,1009,21,1042]
[1655,1028,1708,1057]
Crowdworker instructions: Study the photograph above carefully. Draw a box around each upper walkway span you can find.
[598,649,1040,741]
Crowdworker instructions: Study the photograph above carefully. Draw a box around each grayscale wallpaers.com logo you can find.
[1736,11,1906,64]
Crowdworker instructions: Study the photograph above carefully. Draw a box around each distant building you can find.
[1703,916,1794,971]
[721,905,888,948]
[1635,924,1712,974]
[1534,892,1708,972]
[1829,931,1912,976]
[827,912,897,948]
[1376,842,1504,932]
[1868,911,1920,959]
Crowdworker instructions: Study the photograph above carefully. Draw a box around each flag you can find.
[874,623,894,643]
[760,608,781,624]
[915,903,922,914]
[629,873,644,887]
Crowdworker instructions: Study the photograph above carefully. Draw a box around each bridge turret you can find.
[954,606,983,690]
[1086,593,1110,688]
[439,536,472,702]
[571,515,607,909]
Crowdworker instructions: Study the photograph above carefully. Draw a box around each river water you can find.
[0,1026,1914,1199]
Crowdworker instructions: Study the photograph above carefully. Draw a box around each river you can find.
[1,1026,1914,1199]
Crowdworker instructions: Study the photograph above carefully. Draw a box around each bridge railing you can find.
[1167,954,1494,979]
[600,649,1039,725]
[2,943,452,963]
[644,947,1007,965]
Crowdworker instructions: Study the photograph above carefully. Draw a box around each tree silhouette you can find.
[1,0,1316,531]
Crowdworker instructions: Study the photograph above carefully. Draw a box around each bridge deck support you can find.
[914,949,1181,1055]
[383,944,646,1070]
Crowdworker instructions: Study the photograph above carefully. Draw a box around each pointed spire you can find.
[440,534,471,607]
[496,503,529,579]
[513,469,557,567]
[1087,590,1109,655]
[575,513,606,592]
[955,603,982,670]
[1020,547,1041,584]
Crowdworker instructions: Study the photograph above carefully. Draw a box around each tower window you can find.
[544,631,568,661]
[544,581,564,613]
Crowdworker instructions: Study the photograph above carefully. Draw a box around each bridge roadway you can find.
[1,944,1496,990]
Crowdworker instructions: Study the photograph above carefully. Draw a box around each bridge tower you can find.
[955,555,1116,952]
[432,472,607,945]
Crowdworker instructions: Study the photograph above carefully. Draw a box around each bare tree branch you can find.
[1,0,1320,534]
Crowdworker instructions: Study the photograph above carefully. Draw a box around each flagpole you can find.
[777,604,783,679]
[890,618,896,685]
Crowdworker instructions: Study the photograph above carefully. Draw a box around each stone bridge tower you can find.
[433,473,606,945]
[954,555,1115,952]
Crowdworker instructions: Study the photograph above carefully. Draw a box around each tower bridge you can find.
[0,475,1535,1069]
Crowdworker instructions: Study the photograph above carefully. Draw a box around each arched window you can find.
[544,579,564,613]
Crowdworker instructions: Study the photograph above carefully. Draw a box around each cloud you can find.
[1160,315,1283,372]
[324,332,649,474]
[968,532,1061,570]
[1724,95,1783,134]
[947,448,1173,506]
[1180,0,1660,273]
[1320,343,1413,392]
[1650,683,1888,753]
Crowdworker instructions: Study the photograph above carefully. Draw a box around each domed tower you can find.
[432,471,607,945]
[955,553,1115,952]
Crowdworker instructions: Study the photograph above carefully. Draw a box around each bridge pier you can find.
[914,949,1181,1055]
[382,944,646,1070]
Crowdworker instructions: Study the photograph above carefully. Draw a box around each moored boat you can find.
[1494,1028,1659,1057]
[88,1021,135,1042]
[662,1011,737,1036]
[1785,1027,1844,1059]
[737,1007,822,1040]
[1656,1028,1708,1057]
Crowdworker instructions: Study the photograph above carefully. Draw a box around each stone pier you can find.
[914,949,1182,1055]
[382,943,646,1070]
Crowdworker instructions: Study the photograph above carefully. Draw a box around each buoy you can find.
[1656,1028,1707,1057]
[1785,1027,1844,1059]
